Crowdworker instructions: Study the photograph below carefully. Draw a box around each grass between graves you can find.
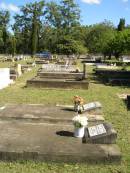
[0,61,130,173]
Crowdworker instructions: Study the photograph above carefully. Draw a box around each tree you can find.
[0,10,10,53]
[45,2,62,28]
[110,29,130,58]
[85,22,115,55]
[117,18,125,31]
[56,35,87,55]
[44,0,81,55]
[13,1,45,56]
[60,0,80,33]
[10,36,16,57]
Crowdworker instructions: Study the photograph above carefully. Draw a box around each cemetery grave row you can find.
[95,69,130,85]
[0,58,36,90]
[82,54,130,66]
[35,54,77,66]
[0,98,121,163]
[27,63,89,89]
[0,55,31,62]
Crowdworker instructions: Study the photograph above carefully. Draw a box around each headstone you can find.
[122,56,130,63]
[78,102,102,113]
[42,64,75,72]
[82,122,117,144]
[0,68,11,89]
[83,63,87,79]
[17,64,22,76]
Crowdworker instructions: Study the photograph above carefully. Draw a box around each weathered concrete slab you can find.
[82,114,104,122]
[37,71,84,80]
[0,120,121,163]
[35,60,49,64]
[0,105,104,124]
[27,77,89,89]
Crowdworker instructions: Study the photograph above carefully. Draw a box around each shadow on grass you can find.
[61,108,74,112]
[56,131,74,137]
[89,74,130,89]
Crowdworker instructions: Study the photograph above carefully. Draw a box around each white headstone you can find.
[17,64,22,76]
[0,68,11,89]
[82,102,102,111]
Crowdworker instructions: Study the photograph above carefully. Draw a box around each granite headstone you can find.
[82,122,117,144]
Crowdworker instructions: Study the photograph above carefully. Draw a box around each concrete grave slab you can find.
[27,77,89,89]
[56,104,104,122]
[0,105,121,163]
[0,120,121,163]
[0,104,104,124]
[37,71,84,80]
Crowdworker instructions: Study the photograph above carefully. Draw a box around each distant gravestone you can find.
[42,64,75,72]
[0,68,11,89]
[127,95,130,110]
[17,64,22,76]
[82,123,117,144]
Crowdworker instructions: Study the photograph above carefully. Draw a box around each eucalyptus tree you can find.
[60,0,80,31]
[0,10,10,53]
[44,1,63,52]
[13,1,45,56]
[45,2,62,28]
[44,0,82,54]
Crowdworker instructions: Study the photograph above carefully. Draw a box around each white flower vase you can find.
[74,126,85,138]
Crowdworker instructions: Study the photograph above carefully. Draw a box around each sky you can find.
[0,0,130,27]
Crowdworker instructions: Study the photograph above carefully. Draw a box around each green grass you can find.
[0,61,130,173]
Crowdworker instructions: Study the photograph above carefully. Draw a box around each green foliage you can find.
[0,10,10,53]
[117,18,125,31]
[10,36,16,56]
[13,1,45,55]
[45,2,62,28]
[85,21,115,54]
[109,29,130,58]
[0,1,130,58]
[60,0,80,29]
[56,35,87,55]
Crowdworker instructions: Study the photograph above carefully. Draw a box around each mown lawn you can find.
[0,61,130,173]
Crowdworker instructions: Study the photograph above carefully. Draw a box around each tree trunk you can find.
[31,13,38,57]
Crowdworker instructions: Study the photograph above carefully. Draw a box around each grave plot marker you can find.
[0,68,12,89]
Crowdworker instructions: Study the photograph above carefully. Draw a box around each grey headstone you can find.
[82,122,117,144]
[78,102,102,113]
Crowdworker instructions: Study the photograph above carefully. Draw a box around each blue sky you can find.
[0,0,130,27]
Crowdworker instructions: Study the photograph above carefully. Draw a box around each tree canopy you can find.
[0,0,129,58]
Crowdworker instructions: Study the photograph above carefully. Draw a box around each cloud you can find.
[0,2,19,12]
[81,0,101,4]
[122,0,128,2]
[125,7,130,11]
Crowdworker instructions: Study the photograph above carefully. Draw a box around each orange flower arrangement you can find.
[74,95,84,106]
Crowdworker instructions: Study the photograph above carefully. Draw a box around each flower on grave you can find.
[72,114,88,128]
[73,96,84,112]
